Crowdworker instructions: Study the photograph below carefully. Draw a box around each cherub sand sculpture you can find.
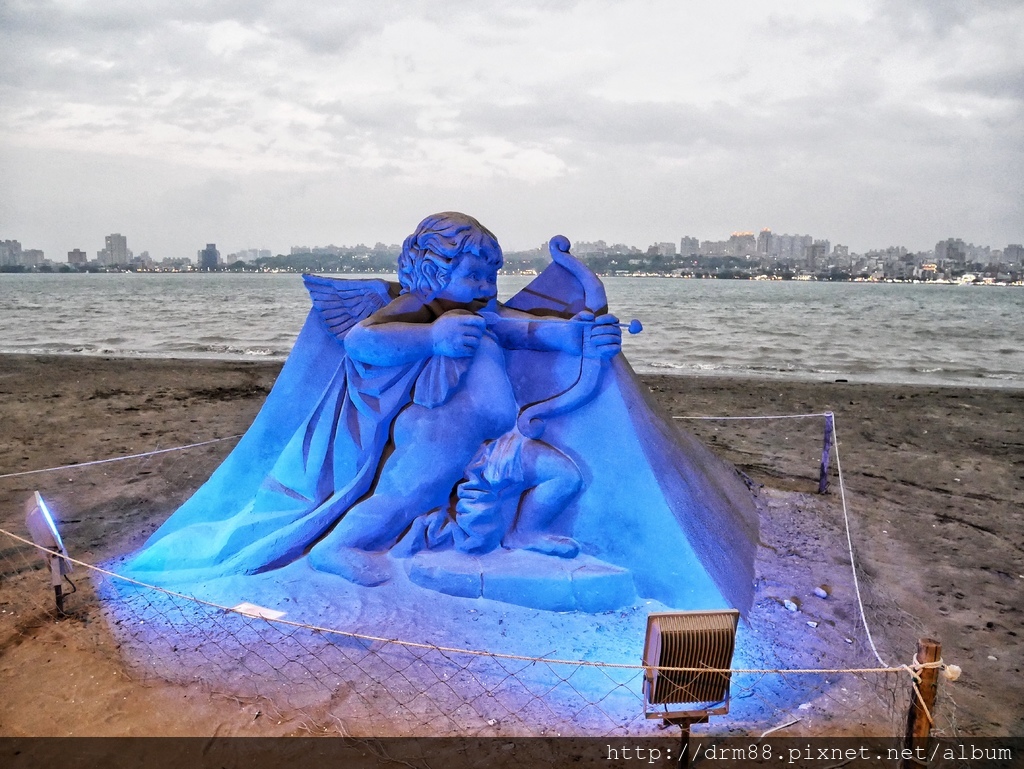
[127,213,758,613]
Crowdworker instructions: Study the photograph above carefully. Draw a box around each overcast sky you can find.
[1,0,1022,260]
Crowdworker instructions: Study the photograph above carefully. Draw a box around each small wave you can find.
[977,372,1020,382]
[154,341,287,356]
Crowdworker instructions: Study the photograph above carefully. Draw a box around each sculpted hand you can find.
[431,311,486,358]
[578,312,622,360]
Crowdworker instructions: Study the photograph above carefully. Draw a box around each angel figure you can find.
[303,212,622,585]
[127,212,757,615]
[129,213,620,583]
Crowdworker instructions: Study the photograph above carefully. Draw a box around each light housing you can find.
[642,609,739,723]
[24,492,73,612]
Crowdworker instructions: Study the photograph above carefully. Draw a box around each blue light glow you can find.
[125,222,756,623]
[35,492,65,551]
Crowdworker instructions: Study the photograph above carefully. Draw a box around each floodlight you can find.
[24,492,75,614]
[642,610,740,764]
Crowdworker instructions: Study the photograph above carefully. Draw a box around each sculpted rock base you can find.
[405,549,637,612]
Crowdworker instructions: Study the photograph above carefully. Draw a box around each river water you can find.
[1,272,1021,389]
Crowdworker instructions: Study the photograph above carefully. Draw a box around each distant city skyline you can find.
[2,2,1021,260]
[3,227,1022,285]
[3,219,1024,270]
[3,226,1022,271]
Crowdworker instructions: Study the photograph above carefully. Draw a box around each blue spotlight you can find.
[24,492,75,614]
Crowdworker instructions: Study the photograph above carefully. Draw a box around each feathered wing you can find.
[132,275,413,574]
[302,274,402,341]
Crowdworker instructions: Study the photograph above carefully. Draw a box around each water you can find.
[1,272,1022,389]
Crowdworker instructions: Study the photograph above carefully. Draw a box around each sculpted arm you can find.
[345,299,487,365]
[489,305,621,360]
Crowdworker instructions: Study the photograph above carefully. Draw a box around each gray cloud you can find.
[940,66,1024,102]
[1,0,1021,259]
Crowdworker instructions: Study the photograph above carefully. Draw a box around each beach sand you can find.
[0,355,1020,738]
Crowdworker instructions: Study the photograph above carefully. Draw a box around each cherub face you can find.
[435,253,499,308]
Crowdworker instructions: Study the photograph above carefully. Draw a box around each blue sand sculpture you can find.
[126,213,758,614]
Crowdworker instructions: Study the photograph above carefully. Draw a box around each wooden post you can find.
[902,637,941,769]
[677,720,692,768]
[817,412,835,494]
[662,716,702,768]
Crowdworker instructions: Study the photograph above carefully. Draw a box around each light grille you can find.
[643,610,739,708]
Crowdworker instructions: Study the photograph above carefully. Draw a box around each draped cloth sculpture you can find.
[126,213,758,614]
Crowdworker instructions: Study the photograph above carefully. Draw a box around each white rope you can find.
[759,718,801,738]
[0,434,243,480]
[831,415,889,668]
[673,412,828,421]
[0,526,919,677]
[0,410,894,673]
[673,408,890,667]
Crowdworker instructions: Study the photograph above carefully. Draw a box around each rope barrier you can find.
[3,405,957,738]
[0,434,243,480]
[674,408,890,669]
[673,413,829,421]
[0,409,907,678]
[0,527,949,680]
[830,416,890,669]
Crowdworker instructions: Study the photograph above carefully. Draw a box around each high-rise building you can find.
[807,240,831,270]
[935,238,967,267]
[68,248,88,265]
[100,233,129,265]
[0,240,23,267]
[198,243,220,270]
[228,247,274,262]
[756,228,773,254]
[699,239,730,256]
[21,249,44,267]
[771,234,813,261]
[728,232,757,256]
[679,236,699,255]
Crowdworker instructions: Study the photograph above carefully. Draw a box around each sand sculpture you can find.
[127,212,758,614]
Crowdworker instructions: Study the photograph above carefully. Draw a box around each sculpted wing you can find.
[302,274,402,341]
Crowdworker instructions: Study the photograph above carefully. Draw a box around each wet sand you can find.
[0,355,1020,737]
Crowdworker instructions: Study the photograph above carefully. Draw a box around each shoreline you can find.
[4,269,1023,286]
[1,354,1020,736]
[1,351,1021,394]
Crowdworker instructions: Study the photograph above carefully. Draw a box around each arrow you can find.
[479,311,643,334]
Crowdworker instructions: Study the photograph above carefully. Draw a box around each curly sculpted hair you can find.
[397,212,503,299]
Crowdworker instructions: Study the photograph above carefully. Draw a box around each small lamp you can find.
[24,492,74,614]
[643,610,740,764]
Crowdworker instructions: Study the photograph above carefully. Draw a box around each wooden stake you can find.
[677,720,692,768]
[817,412,835,494]
[902,637,941,769]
